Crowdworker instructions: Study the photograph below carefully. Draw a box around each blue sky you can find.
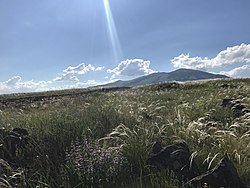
[0,0,250,93]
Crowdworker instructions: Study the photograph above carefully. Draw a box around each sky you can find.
[0,0,250,93]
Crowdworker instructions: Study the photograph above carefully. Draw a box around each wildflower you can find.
[65,138,127,185]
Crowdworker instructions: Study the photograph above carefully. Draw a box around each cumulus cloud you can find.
[107,59,156,78]
[20,80,51,90]
[171,54,210,70]
[211,44,250,67]
[95,66,105,71]
[3,76,22,86]
[76,80,100,86]
[53,73,79,82]
[63,63,104,75]
[53,63,105,83]
[39,80,111,92]
[171,43,250,70]
[0,62,107,93]
[220,65,250,78]
[0,76,52,93]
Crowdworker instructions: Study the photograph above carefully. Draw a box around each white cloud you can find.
[107,59,156,78]
[3,76,22,86]
[76,80,99,86]
[220,65,250,78]
[75,79,115,88]
[0,76,52,93]
[0,62,107,93]
[0,83,8,90]
[171,43,250,70]
[39,80,112,91]
[53,73,79,82]
[20,80,51,89]
[53,63,105,83]
[63,63,105,75]
[171,54,210,70]
[211,44,250,67]
[95,66,105,71]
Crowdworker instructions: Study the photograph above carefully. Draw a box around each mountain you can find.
[98,69,229,88]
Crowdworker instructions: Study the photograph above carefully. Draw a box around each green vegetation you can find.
[0,78,250,187]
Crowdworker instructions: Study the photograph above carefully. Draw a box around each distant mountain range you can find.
[98,69,229,88]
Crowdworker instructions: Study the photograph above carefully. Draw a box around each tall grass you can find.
[0,78,249,187]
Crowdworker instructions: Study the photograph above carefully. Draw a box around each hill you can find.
[99,68,228,87]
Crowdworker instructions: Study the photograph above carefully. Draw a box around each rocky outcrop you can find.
[9,128,29,157]
[147,142,199,182]
[2,128,29,163]
[188,155,244,188]
[148,142,246,187]
[222,99,249,117]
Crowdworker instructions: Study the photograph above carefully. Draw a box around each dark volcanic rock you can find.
[222,98,236,107]
[220,83,237,89]
[8,128,29,159]
[189,155,244,188]
[1,127,30,165]
[151,141,163,154]
[147,142,199,182]
[12,128,29,136]
[222,99,248,117]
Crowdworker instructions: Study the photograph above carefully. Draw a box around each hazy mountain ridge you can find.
[99,69,229,87]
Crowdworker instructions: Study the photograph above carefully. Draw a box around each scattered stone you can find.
[188,155,244,188]
[221,83,230,88]
[151,141,163,154]
[12,128,29,136]
[222,99,248,117]
[147,142,199,182]
[222,99,237,107]
[220,83,237,89]
[8,128,29,159]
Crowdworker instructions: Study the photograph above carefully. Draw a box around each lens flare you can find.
[103,0,123,63]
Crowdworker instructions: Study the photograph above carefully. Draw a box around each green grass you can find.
[0,78,250,187]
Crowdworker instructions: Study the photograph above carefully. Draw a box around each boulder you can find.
[147,142,199,181]
[222,99,238,107]
[8,128,29,158]
[189,155,244,188]
[222,99,248,117]
[12,128,29,136]
[151,141,162,154]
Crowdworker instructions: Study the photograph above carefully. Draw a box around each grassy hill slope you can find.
[0,78,249,188]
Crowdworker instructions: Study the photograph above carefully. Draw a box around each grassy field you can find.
[0,78,250,188]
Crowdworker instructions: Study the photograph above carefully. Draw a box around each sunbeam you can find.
[103,0,123,64]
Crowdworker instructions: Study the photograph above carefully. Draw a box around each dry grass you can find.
[0,78,249,187]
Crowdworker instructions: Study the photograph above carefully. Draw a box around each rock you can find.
[232,103,247,117]
[8,128,29,158]
[221,83,230,88]
[189,155,244,188]
[151,141,162,154]
[222,99,248,117]
[1,127,30,164]
[147,142,199,182]
[222,99,237,107]
[12,128,29,136]
[11,128,29,136]
[220,84,237,89]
